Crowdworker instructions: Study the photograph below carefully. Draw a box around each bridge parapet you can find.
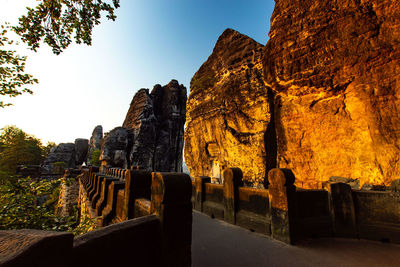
[192,167,400,245]
[79,166,192,266]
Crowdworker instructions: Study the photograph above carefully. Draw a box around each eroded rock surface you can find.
[121,80,187,172]
[100,127,132,169]
[123,89,157,170]
[184,29,272,187]
[42,143,76,174]
[151,80,187,172]
[263,0,400,188]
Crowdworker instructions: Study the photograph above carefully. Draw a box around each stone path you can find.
[192,211,400,267]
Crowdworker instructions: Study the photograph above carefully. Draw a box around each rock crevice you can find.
[185,0,400,188]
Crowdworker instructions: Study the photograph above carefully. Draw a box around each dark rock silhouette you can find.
[99,127,132,168]
[100,80,187,172]
[123,89,157,170]
[74,138,88,165]
[151,80,186,172]
[42,143,75,174]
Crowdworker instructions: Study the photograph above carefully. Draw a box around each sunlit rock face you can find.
[263,0,400,188]
[122,80,187,172]
[185,29,273,187]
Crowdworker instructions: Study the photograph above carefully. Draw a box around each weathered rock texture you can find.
[42,143,76,174]
[184,29,272,187]
[151,80,187,172]
[123,89,157,170]
[263,0,400,188]
[120,80,187,172]
[87,125,103,164]
[100,127,132,169]
[74,138,88,165]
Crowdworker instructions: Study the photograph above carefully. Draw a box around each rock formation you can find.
[87,125,103,164]
[99,127,132,168]
[119,80,187,172]
[100,80,186,172]
[151,80,186,172]
[263,0,400,188]
[74,138,88,165]
[184,1,400,188]
[42,143,76,174]
[122,89,157,170]
[184,29,272,187]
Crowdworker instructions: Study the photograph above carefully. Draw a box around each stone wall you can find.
[78,166,192,266]
[57,180,79,217]
[192,167,400,244]
[0,216,162,267]
[56,169,82,217]
[78,170,101,228]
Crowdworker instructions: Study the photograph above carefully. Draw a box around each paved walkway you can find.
[192,211,400,267]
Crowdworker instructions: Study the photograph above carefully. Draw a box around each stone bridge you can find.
[1,166,400,266]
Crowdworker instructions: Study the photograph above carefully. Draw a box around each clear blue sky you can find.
[0,0,275,144]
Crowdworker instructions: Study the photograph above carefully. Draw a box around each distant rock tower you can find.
[100,80,187,172]
[87,125,103,164]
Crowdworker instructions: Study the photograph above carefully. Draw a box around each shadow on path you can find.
[192,211,400,267]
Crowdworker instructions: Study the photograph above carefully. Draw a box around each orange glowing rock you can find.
[263,0,400,188]
[184,29,273,187]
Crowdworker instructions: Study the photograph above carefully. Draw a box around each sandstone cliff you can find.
[184,29,273,187]
[100,80,186,172]
[263,0,400,187]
